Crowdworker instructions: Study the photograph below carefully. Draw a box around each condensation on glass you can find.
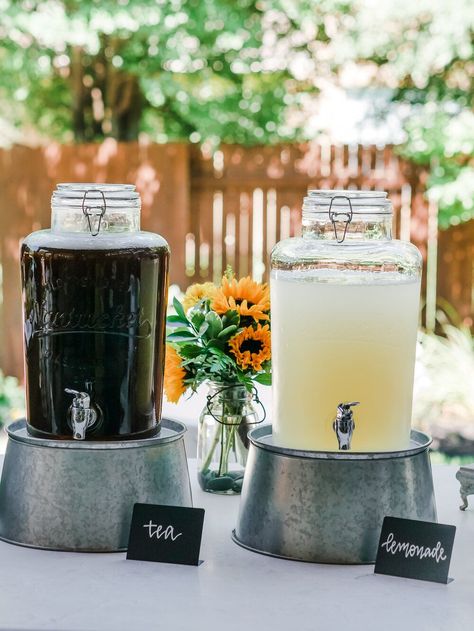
[21,183,170,440]
[270,190,422,452]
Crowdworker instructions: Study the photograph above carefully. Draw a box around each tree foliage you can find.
[331,0,473,227]
[0,0,472,226]
[0,0,350,144]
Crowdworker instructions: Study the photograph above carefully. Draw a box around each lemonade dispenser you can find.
[270,190,422,452]
[233,189,436,564]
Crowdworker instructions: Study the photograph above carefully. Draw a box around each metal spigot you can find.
[333,402,359,450]
[65,389,97,440]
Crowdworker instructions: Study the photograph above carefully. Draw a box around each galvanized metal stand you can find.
[233,426,437,564]
[0,419,192,552]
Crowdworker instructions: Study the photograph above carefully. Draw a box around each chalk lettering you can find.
[381,532,447,563]
[143,520,183,542]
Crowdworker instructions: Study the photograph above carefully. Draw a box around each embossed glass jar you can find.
[21,183,170,440]
[270,190,422,452]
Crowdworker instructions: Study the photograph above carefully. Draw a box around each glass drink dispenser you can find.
[270,190,422,452]
[21,183,170,440]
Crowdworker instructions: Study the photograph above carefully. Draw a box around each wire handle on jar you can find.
[206,384,266,426]
[82,189,107,236]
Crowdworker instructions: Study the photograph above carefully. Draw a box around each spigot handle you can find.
[65,388,96,440]
[65,388,91,409]
[333,401,359,451]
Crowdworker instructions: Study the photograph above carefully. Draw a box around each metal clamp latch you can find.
[65,389,98,440]
[82,189,106,236]
[328,195,353,243]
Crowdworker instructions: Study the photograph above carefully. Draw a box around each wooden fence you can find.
[0,140,470,378]
[438,220,474,325]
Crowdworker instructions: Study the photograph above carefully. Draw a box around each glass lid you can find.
[304,189,392,214]
[51,183,141,235]
[52,183,141,209]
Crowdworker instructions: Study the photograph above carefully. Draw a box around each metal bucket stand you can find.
[0,418,192,552]
[233,426,437,564]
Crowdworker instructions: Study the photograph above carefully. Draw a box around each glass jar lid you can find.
[51,183,141,235]
[52,183,141,209]
[302,189,393,243]
[303,189,392,217]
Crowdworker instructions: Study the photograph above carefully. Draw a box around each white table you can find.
[0,461,472,631]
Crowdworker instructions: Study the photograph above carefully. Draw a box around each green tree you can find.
[1,1,471,227]
[0,0,349,144]
[332,0,474,227]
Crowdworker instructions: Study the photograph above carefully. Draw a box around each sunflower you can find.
[229,324,271,372]
[212,276,270,322]
[182,282,217,312]
[164,345,187,403]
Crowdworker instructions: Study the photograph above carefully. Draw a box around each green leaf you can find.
[208,346,227,356]
[222,310,240,328]
[205,311,223,337]
[167,314,188,324]
[167,330,196,340]
[254,373,272,386]
[198,322,209,336]
[179,344,204,359]
[169,326,194,335]
[190,310,206,330]
[173,297,187,321]
[205,339,226,351]
[217,325,238,339]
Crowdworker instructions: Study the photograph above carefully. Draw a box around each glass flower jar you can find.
[270,190,422,452]
[21,183,170,440]
[197,383,263,494]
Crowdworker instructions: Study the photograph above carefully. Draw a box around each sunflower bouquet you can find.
[164,271,271,494]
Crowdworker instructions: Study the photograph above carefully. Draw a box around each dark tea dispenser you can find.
[0,184,192,551]
[22,183,169,441]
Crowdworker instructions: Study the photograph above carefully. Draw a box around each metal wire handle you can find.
[206,384,266,426]
[328,195,353,243]
[82,189,107,236]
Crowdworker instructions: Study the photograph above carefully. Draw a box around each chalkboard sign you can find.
[375,516,456,584]
[126,504,205,566]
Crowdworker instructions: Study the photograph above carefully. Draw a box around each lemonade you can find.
[271,270,420,452]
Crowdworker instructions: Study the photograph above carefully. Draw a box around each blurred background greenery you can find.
[1,0,472,225]
[0,372,24,427]
[0,0,473,457]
